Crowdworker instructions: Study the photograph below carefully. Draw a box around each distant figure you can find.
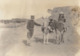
[42,19,54,33]
[58,12,66,22]
[48,19,57,43]
[48,19,54,33]
[56,12,66,44]
[27,15,41,45]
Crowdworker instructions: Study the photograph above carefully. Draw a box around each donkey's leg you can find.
[43,28,46,44]
[59,32,61,43]
[46,33,49,44]
[56,30,58,44]
[55,30,57,44]
[56,30,61,44]
[61,31,64,43]
[53,30,56,44]
[46,34,48,44]
[43,33,46,44]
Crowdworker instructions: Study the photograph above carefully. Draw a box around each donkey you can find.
[41,19,54,44]
[53,20,67,44]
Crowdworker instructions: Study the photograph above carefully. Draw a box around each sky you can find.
[0,0,79,19]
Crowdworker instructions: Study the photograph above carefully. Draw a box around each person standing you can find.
[48,19,54,33]
[27,15,41,46]
[57,12,66,44]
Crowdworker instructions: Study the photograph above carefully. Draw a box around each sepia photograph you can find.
[0,0,80,56]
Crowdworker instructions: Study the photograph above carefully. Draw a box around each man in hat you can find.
[27,15,41,45]
[57,12,66,43]
[58,12,66,22]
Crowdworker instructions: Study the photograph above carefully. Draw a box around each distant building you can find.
[12,18,27,23]
[0,20,12,24]
[0,18,27,24]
